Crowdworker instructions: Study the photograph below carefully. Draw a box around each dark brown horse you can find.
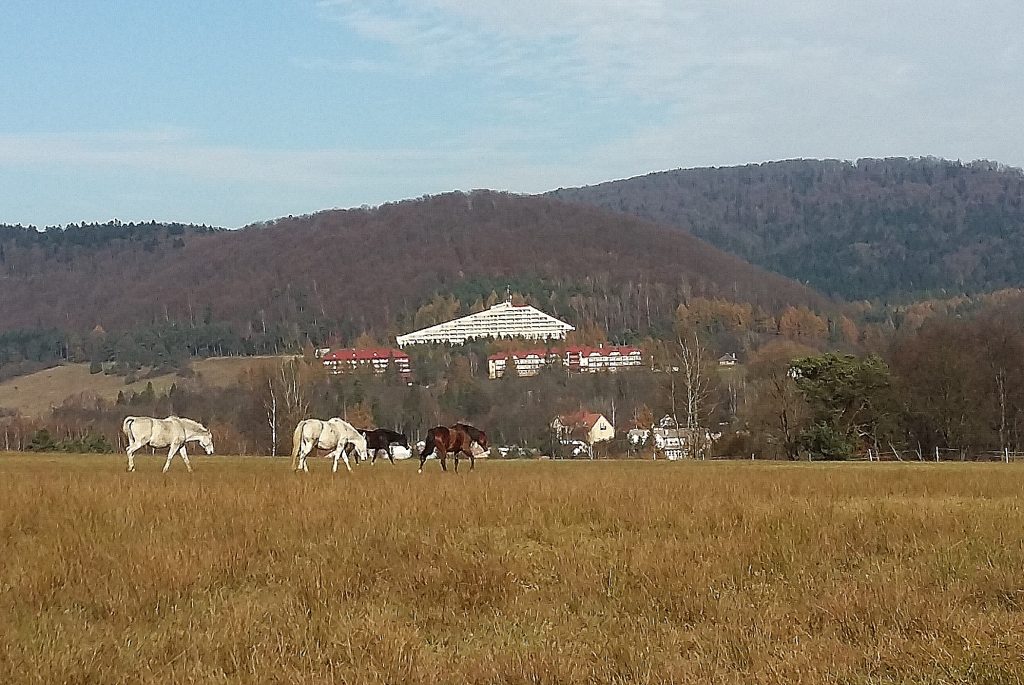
[419,423,489,473]
[358,428,409,465]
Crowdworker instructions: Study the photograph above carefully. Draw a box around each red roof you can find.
[487,348,560,361]
[557,411,606,430]
[322,347,409,362]
[566,345,642,358]
[488,345,641,361]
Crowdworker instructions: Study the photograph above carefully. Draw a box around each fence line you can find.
[865,446,1023,463]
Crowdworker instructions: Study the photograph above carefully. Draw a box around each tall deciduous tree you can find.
[745,341,815,459]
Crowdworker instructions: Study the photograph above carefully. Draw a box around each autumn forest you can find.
[3,157,1024,460]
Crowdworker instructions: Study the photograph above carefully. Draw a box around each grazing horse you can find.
[123,415,214,473]
[359,428,410,465]
[453,422,488,451]
[419,423,489,474]
[291,418,368,473]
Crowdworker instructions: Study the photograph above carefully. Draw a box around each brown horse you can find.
[419,423,489,473]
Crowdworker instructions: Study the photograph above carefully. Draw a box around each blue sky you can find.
[1,1,1022,228]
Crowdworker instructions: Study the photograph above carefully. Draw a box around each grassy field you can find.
[2,455,1023,684]
[0,357,290,417]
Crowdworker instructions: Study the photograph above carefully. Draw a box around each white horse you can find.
[123,416,214,473]
[290,418,368,473]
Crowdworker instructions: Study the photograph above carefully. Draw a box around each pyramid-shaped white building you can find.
[396,301,575,347]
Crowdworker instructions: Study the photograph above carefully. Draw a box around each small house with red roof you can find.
[320,347,411,378]
[551,411,616,445]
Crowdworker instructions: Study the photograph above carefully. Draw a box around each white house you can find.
[552,411,615,445]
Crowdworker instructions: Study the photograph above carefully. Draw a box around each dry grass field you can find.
[2,455,1023,684]
[0,357,291,417]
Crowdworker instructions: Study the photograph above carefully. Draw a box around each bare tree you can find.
[676,332,715,459]
[244,357,315,460]
[266,377,278,457]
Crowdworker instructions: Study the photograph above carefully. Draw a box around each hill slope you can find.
[0,357,277,418]
[0,192,829,352]
[548,158,1024,300]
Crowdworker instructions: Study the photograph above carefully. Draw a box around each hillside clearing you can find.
[0,356,293,418]
[2,457,1023,683]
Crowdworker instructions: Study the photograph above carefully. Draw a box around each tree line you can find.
[4,302,1023,461]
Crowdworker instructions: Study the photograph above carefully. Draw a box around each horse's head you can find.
[473,429,490,451]
[199,432,215,455]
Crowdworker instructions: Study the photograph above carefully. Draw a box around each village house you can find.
[647,415,720,459]
[551,411,616,446]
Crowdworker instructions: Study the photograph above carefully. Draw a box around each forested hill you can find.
[548,158,1024,300]
[0,220,222,252]
[0,192,829,369]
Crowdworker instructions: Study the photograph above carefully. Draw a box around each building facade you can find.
[397,301,574,347]
[552,411,616,445]
[320,348,411,377]
[488,345,644,379]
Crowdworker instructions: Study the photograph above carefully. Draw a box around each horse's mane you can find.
[454,422,485,442]
[174,416,210,433]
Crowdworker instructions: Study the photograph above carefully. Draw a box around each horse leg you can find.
[418,442,433,474]
[371,448,378,465]
[162,442,180,473]
[332,444,352,473]
[439,448,448,472]
[467,448,475,471]
[126,443,141,472]
[179,445,193,473]
[454,450,459,473]
[388,446,395,465]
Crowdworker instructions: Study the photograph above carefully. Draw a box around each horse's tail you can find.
[122,416,135,439]
[290,421,306,469]
[421,428,437,458]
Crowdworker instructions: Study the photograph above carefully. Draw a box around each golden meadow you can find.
[2,454,1023,684]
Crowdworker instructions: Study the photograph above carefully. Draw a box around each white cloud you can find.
[0,126,578,196]
[314,0,1024,112]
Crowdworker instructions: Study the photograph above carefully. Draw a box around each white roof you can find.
[397,301,575,347]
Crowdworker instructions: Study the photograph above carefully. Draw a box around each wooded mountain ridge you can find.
[0,192,828,371]
[548,157,1024,301]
